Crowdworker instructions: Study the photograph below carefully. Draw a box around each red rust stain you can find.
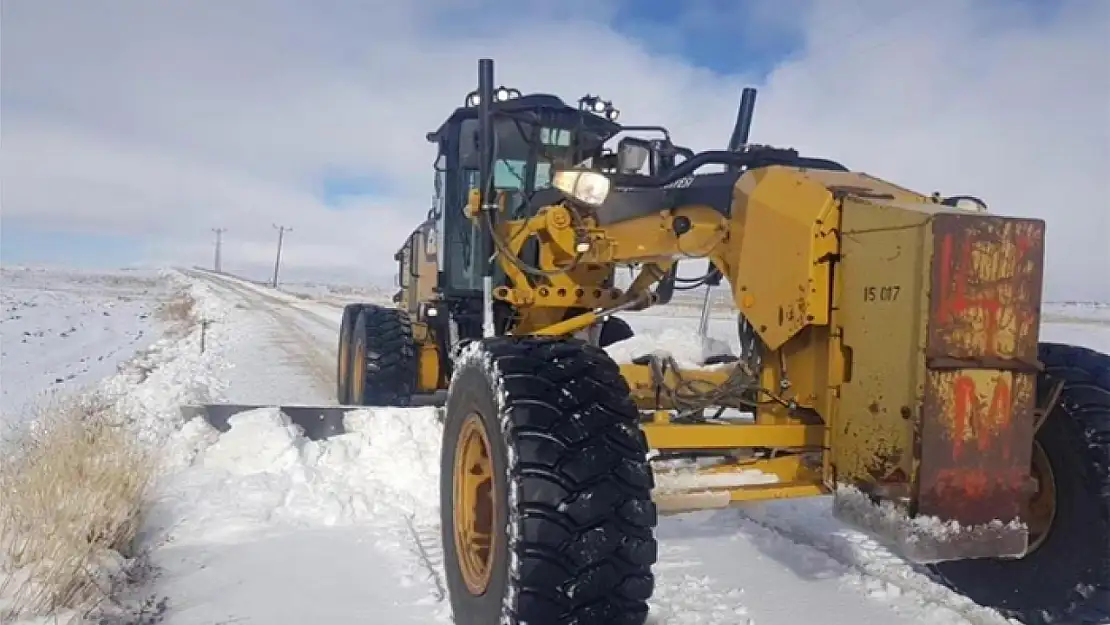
[951,375,974,460]
[989,378,1013,462]
[919,368,1035,525]
[951,373,1013,461]
[930,216,1045,362]
[931,467,1028,508]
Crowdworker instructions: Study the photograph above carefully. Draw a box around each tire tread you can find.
[356,305,417,406]
[482,337,658,625]
[1039,342,1110,623]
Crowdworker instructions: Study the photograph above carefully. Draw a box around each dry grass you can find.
[0,392,158,623]
[153,292,196,332]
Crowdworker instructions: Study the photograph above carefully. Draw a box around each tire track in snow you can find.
[188,271,339,400]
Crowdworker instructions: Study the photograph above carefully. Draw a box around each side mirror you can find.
[616,138,650,174]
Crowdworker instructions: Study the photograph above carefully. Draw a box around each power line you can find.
[211,228,227,273]
[272,224,292,287]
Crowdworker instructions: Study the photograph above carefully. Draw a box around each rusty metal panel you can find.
[919,368,1036,525]
[917,212,1046,527]
[927,214,1045,365]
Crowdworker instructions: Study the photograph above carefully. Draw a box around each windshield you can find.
[490,121,567,192]
[458,115,605,216]
[494,159,551,190]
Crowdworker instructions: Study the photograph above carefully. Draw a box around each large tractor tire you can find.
[336,303,369,404]
[348,305,418,406]
[440,337,658,625]
[931,343,1110,625]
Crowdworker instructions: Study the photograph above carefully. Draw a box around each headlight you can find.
[552,170,612,207]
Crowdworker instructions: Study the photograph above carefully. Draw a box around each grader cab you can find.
[329,59,1110,625]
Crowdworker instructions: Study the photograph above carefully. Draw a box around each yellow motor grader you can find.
[329,59,1109,625]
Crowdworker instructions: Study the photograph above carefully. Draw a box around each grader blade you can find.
[832,485,1029,564]
[180,404,360,441]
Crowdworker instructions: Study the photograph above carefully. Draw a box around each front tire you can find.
[440,337,658,625]
[931,343,1110,624]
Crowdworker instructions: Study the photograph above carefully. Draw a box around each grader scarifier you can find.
[328,60,1110,624]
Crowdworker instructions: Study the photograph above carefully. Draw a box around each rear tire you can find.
[336,303,367,404]
[440,337,658,625]
[349,305,417,406]
[931,343,1110,624]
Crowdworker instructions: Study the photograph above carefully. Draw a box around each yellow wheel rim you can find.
[350,339,365,401]
[453,413,496,595]
[338,332,350,391]
[1026,440,1057,554]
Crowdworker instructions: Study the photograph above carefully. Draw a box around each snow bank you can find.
[145,406,453,623]
[151,406,442,542]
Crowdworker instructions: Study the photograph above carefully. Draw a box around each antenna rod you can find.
[476,59,497,338]
[477,58,495,211]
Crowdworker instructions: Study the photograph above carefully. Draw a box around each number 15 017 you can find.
[864,285,900,302]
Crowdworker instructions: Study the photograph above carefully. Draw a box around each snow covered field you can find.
[3,266,1109,624]
[0,267,180,424]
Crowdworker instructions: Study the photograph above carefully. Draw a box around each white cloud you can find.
[2,0,1107,298]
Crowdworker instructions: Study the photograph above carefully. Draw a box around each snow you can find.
[191,272,342,405]
[143,406,450,624]
[0,266,176,425]
[833,484,1025,544]
[605,326,737,370]
[3,267,1109,625]
[269,276,394,308]
[0,268,234,624]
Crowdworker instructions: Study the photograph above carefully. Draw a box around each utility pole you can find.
[272,224,291,287]
[211,228,226,273]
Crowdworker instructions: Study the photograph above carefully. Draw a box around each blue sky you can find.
[321,174,394,209]
[2,0,1107,298]
[608,0,806,78]
[1,227,144,269]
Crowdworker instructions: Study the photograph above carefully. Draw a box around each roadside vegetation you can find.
[0,287,199,623]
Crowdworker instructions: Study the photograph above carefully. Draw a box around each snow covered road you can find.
[188,271,351,405]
